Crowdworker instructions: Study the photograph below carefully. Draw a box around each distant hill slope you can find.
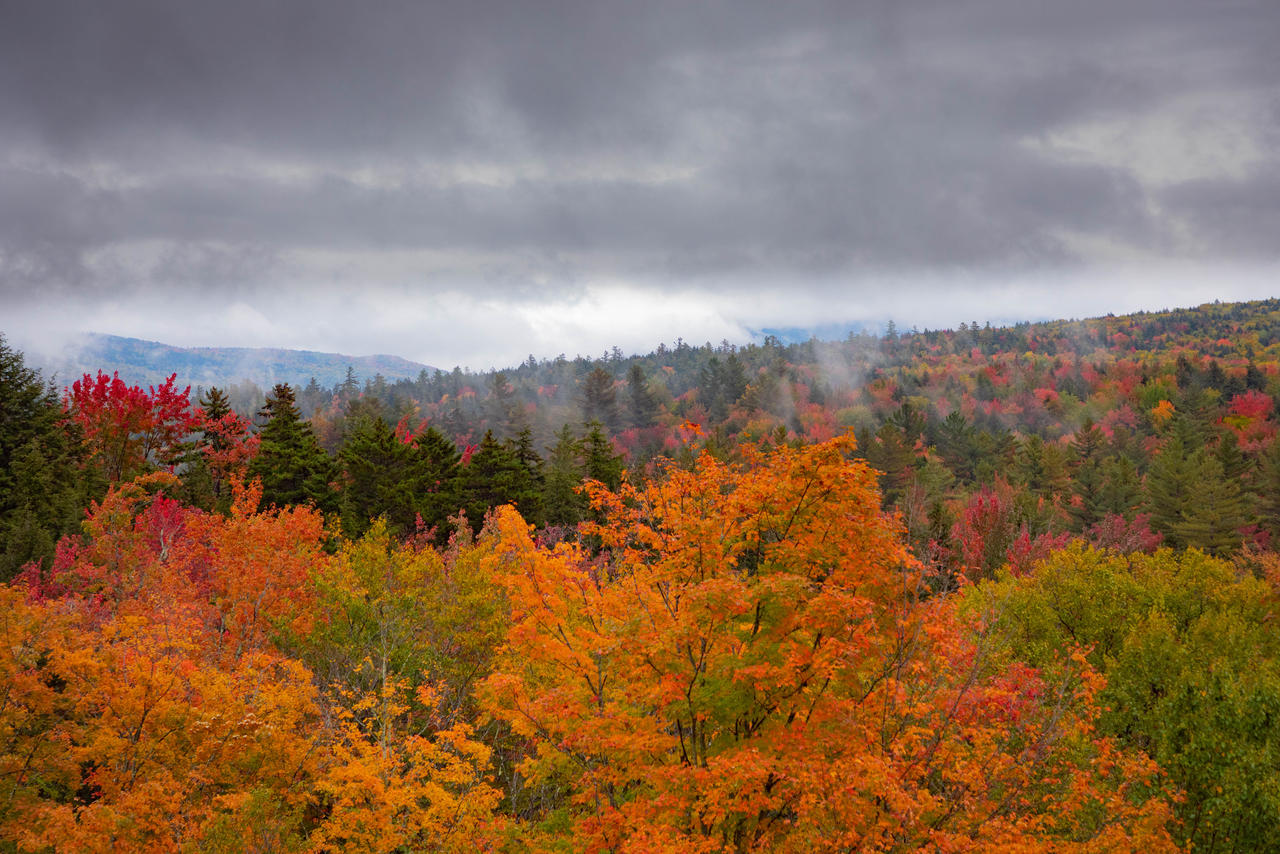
[31,334,436,390]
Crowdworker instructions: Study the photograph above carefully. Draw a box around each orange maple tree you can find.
[480,435,1175,852]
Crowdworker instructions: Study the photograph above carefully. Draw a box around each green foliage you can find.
[580,421,623,491]
[579,367,620,432]
[250,383,339,513]
[0,335,85,580]
[627,363,660,430]
[543,425,586,528]
[460,431,542,533]
[970,544,1280,853]
[1145,419,1251,555]
[339,414,422,538]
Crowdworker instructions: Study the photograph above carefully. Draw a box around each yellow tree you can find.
[305,522,503,852]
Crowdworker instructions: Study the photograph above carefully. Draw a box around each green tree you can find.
[1146,420,1251,555]
[459,431,541,532]
[1068,418,1107,530]
[580,421,624,491]
[1257,437,1280,542]
[1098,455,1143,518]
[970,545,1280,853]
[414,427,463,539]
[339,415,422,538]
[1012,434,1071,502]
[250,383,339,513]
[543,425,586,528]
[580,367,620,432]
[505,428,546,527]
[627,364,660,430]
[0,335,85,580]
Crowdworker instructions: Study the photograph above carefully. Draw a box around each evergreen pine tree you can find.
[866,423,916,506]
[1214,429,1250,482]
[936,411,979,483]
[505,428,546,527]
[1097,455,1143,519]
[460,430,540,531]
[1068,419,1107,530]
[580,367,621,432]
[627,364,660,430]
[250,383,339,513]
[0,335,85,580]
[544,425,586,527]
[338,415,422,538]
[415,426,463,538]
[581,421,624,491]
[1013,435,1071,502]
[486,371,520,438]
[179,386,233,510]
[1146,419,1251,554]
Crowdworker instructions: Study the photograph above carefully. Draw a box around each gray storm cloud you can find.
[1,0,1276,367]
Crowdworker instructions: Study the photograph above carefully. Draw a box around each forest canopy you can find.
[1,299,1279,851]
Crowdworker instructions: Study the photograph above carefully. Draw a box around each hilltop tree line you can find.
[198,298,1280,572]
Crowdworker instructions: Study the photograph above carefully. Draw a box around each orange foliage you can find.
[481,437,1175,851]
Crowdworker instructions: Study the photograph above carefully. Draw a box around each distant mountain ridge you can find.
[33,334,436,391]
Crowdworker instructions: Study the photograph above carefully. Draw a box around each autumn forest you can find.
[4,298,1280,852]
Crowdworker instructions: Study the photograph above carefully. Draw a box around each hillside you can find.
[27,333,435,390]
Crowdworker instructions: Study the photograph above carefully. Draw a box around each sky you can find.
[1,0,1277,370]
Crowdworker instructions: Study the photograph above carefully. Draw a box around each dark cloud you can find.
[0,1,1277,363]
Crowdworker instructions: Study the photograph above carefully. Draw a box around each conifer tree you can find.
[339,415,421,538]
[1098,455,1143,519]
[1146,419,1251,554]
[627,364,660,430]
[460,430,540,531]
[581,421,624,491]
[414,426,463,538]
[1214,428,1250,482]
[936,411,979,483]
[505,428,546,527]
[580,367,620,432]
[0,335,84,580]
[486,371,520,438]
[1068,418,1107,530]
[543,425,586,527]
[250,383,339,513]
[1012,435,1071,507]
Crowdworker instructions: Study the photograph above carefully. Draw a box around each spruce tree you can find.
[0,335,85,580]
[580,367,620,432]
[544,425,586,527]
[460,430,540,531]
[1068,419,1107,530]
[627,364,660,430]
[250,383,339,513]
[505,428,546,527]
[338,415,421,538]
[415,427,463,538]
[1257,437,1280,542]
[581,421,624,491]
[1097,455,1142,519]
[1146,419,1251,554]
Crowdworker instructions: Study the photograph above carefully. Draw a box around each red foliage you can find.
[1006,526,1073,576]
[64,371,198,482]
[949,479,1020,579]
[1086,513,1164,554]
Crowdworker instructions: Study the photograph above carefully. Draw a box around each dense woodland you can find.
[1,298,1279,851]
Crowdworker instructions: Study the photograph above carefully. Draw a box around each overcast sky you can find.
[2,0,1277,369]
